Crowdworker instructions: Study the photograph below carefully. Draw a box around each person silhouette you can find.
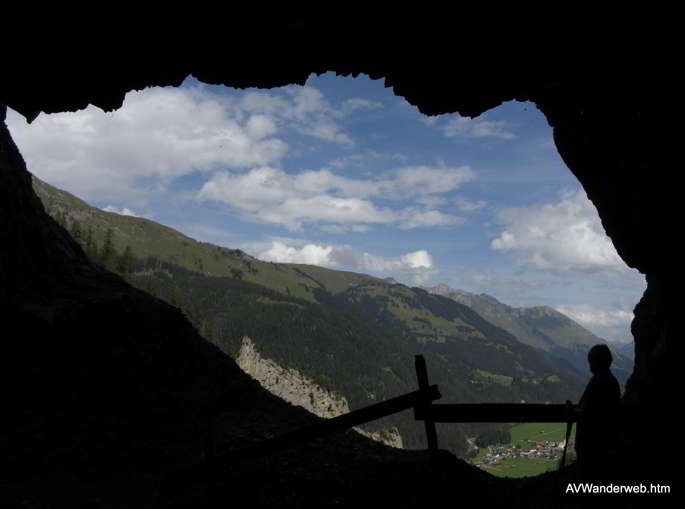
[575,344,621,482]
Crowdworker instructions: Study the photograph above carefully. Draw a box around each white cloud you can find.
[400,250,433,269]
[198,164,471,231]
[239,87,337,122]
[257,195,394,231]
[299,120,354,145]
[102,205,139,217]
[554,303,635,343]
[320,224,372,234]
[171,223,238,247]
[420,115,439,126]
[554,304,633,328]
[421,113,516,140]
[255,241,434,277]
[398,208,464,229]
[443,115,516,140]
[6,87,288,203]
[490,190,626,274]
[259,241,334,266]
[198,168,395,230]
[375,165,475,200]
[328,151,409,170]
[6,83,366,205]
[455,197,488,212]
[245,114,278,139]
[239,86,354,145]
[342,98,383,113]
[456,269,555,301]
[416,196,448,208]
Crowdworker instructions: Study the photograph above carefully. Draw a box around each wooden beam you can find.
[415,355,440,503]
[166,384,441,485]
[226,384,441,463]
[414,355,439,451]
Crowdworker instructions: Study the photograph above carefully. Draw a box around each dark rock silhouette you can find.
[1,17,681,507]
[0,106,505,507]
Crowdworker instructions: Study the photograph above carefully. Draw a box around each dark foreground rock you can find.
[0,106,511,508]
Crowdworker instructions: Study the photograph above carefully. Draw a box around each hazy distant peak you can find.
[477,293,508,307]
[423,283,451,295]
[515,306,571,321]
[515,305,553,315]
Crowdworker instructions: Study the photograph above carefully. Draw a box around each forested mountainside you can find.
[34,175,586,457]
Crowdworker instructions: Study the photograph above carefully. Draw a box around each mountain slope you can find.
[424,284,634,385]
[32,175,377,303]
[33,176,587,457]
[427,285,554,351]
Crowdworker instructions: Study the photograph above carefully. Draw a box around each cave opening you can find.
[4,71,647,486]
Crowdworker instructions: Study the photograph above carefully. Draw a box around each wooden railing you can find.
[165,365,441,486]
[165,354,579,496]
[211,383,441,466]
[412,353,577,475]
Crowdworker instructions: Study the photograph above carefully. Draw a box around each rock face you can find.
[237,336,350,419]
[0,105,253,486]
[236,337,403,448]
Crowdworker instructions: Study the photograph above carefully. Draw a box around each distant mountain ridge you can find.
[426,285,556,351]
[423,284,633,385]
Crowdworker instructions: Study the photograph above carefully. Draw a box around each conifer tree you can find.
[55,209,67,228]
[84,226,94,258]
[99,228,116,269]
[116,245,134,277]
[70,218,82,242]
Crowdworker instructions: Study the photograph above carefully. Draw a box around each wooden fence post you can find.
[415,354,439,451]
[415,354,440,501]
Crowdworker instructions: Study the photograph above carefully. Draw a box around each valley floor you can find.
[470,423,576,478]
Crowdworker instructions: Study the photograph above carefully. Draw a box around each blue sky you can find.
[6,72,645,343]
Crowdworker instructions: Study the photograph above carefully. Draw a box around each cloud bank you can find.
[6,83,374,204]
[257,241,433,270]
[9,83,476,234]
[554,304,633,328]
[102,205,139,217]
[554,304,635,344]
[7,87,289,202]
[422,113,516,140]
[198,165,471,231]
[491,190,626,274]
[251,240,437,285]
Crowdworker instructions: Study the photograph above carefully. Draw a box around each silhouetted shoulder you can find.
[580,372,620,410]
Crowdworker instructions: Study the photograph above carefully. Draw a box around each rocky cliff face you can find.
[236,337,402,448]
[236,337,350,419]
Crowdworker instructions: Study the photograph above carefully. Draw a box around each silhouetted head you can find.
[588,344,612,374]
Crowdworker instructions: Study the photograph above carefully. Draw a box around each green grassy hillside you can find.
[32,176,384,304]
